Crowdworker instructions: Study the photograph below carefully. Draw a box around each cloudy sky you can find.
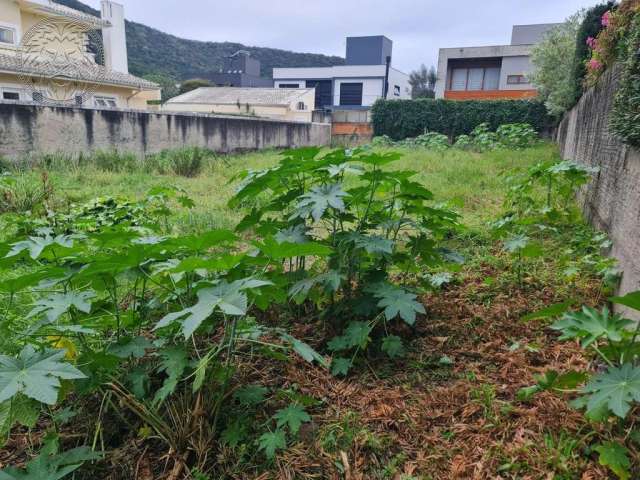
[85,0,600,72]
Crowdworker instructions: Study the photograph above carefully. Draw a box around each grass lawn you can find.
[39,143,557,231]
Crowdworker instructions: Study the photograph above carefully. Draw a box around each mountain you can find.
[52,0,345,79]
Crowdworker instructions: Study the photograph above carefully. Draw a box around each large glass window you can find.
[449,67,502,91]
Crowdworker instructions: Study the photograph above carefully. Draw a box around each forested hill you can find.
[52,0,345,79]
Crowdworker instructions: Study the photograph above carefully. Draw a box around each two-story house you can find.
[434,24,560,100]
[0,0,160,109]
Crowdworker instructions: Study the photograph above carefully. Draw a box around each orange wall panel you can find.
[444,90,538,100]
[332,122,374,136]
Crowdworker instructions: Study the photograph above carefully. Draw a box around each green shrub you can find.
[611,13,640,146]
[496,123,538,150]
[91,150,139,172]
[0,172,48,214]
[529,14,583,116]
[371,98,551,140]
[146,147,212,177]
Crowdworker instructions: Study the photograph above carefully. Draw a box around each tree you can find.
[178,78,212,95]
[529,13,584,116]
[408,64,437,99]
[143,73,180,102]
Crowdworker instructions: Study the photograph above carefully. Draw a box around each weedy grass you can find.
[0,141,629,479]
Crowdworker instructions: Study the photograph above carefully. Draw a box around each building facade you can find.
[0,0,160,109]
[203,50,273,88]
[273,36,410,110]
[162,87,315,123]
[434,24,559,100]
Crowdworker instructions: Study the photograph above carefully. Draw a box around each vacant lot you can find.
[0,143,621,479]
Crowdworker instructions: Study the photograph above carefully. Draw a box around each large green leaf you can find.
[347,233,394,255]
[0,347,86,405]
[610,291,640,312]
[258,429,287,460]
[155,279,272,338]
[0,445,100,480]
[153,346,189,406]
[381,335,405,359]
[503,234,529,253]
[370,283,425,326]
[595,442,631,480]
[521,301,575,322]
[273,404,311,434]
[293,183,348,222]
[28,291,95,324]
[551,306,633,348]
[6,234,80,260]
[581,364,640,419]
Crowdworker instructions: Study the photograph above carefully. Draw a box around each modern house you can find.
[434,24,559,100]
[0,0,160,109]
[202,50,273,88]
[162,87,315,122]
[273,36,410,110]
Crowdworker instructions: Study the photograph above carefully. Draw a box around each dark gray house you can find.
[206,51,273,88]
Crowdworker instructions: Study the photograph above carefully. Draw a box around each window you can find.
[339,82,363,106]
[394,85,401,96]
[75,95,84,106]
[2,91,20,101]
[296,101,306,111]
[95,96,117,108]
[507,75,529,85]
[449,67,502,91]
[0,26,16,45]
[32,91,44,103]
[279,84,300,89]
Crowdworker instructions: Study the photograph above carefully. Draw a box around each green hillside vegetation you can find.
[52,0,344,79]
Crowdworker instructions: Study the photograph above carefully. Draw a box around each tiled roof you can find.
[22,0,110,27]
[167,87,313,106]
[0,53,159,90]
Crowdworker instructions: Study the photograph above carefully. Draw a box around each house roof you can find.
[167,87,313,106]
[19,0,110,28]
[0,53,159,90]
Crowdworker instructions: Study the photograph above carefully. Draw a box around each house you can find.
[434,24,560,100]
[0,0,160,109]
[273,36,410,110]
[200,50,273,88]
[162,87,315,122]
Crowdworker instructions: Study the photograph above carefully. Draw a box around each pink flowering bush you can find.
[602,10,612,27]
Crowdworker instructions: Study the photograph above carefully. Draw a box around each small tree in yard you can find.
[409,64,437,99]
[529,13,584,116]
[179,78,212,95]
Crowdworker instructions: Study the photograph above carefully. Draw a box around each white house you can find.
[273,36,410,110]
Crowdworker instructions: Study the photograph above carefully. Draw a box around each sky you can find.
[85,0,601,73]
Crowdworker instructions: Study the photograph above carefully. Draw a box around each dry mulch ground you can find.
[0,267,613,480]
[257,271,610,480]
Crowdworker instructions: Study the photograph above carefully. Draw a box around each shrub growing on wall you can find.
[371,98,551,141]
[611,13,640,146]
[572,2,617,103]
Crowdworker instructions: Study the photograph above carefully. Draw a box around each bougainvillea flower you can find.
[588,59,603,70]
[586,36,597,49]
[602,11,611,27]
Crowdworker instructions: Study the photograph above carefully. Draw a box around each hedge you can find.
[371,99,553,141]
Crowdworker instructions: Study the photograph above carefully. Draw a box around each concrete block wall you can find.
[0,103,331,160]
[556,66,640,311]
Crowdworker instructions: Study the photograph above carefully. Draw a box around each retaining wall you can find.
[556,66,640,306]
[0,102,331,160]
